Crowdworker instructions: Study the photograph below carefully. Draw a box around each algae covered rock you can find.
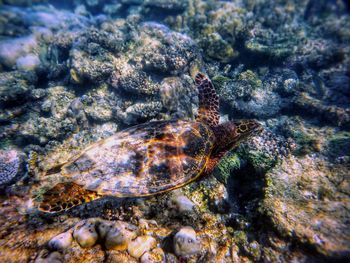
[116,67,160,96]
[0,70,37,105]
[17,85,77,144]
[262,155,350,258]
[16,53,41,71]
[135,22,198,74]
[144,0,188,12]
[212,70,286,118]
[69,48,114,84]
[160,76,195,119]
[212,151,241,185]
[199,32,237,63]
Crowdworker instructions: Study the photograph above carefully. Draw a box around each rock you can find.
[0,35,38,68]
[136,22,197,74]
[140,247,165,263]
[104,221,138,250]
[48,230,73,251]
[105,250,138,263]
[116,68,160,96]
[16,53,41,71]
[199,33,237,63]
[262,155,350,258]
[35,250,63,263]
[69,48,114,84]
[122,101,162,125]
[169,190,195,213]
[127,235,157,259]
[65,243,105,263]
[160,76,195,119]
[144,0,188,12]
[73,219,98,248]
[173,226,201,257]
[0,70,37,105]
[97,220,114,240]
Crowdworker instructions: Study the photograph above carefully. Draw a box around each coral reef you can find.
[262,155,350,258]
[0,0,349,262]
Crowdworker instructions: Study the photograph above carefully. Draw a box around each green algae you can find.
[212,75,231,88]
[237,70,262,90]
[289,130,320,156]
[327,131,350,158]
[212,152,240,184]
[199,33,238,63]
[238,147,277,174]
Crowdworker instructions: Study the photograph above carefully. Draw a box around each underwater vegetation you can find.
[0,0,349,262]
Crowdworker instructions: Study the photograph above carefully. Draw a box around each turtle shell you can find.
[58,120,215,197]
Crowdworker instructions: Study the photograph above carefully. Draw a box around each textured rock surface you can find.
[262,155,350,258]
[173,226,201,256]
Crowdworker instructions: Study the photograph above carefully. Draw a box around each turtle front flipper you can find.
[37,182,101,213]
[195,72,220,127]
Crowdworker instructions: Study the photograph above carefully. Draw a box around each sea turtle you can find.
[35,73,262,213]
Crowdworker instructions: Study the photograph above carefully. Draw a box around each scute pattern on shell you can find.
[58,120,214,197]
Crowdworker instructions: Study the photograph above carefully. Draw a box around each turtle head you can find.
[212,119,263,156]
[231,119,263,144]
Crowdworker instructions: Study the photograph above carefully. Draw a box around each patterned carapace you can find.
[35,73,262,213]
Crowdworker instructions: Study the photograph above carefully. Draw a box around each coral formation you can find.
[262,155,350,258]
[0,149,23,187]
[0,0,349,262]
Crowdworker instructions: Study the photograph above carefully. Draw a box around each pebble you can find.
[48,230,73,251]
[105,221,138,250]
[127,235,157,259]
[73,219,98,248]
[173,226,201,257]
[170,191,195,212]
[97,220,114,240]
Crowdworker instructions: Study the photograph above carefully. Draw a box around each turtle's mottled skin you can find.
[36,73,262,213]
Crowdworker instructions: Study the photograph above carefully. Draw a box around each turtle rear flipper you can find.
[195,72,220,127]
[38,182,101,213]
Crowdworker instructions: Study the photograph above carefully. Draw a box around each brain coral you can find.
[0,149,21,186]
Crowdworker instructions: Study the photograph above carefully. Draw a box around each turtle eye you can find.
[236,120,262,135]
[238,123,248,133]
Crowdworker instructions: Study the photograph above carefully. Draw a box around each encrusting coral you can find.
[0,149,24,187]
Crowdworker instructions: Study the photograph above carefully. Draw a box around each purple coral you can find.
[0,149,21,186]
